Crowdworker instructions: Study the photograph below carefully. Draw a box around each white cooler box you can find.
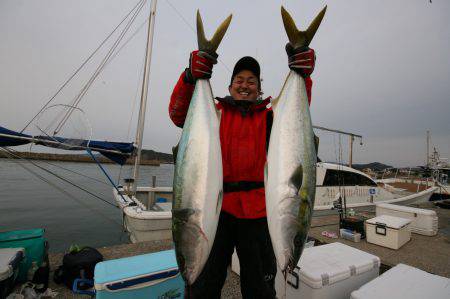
[376,203,438,236]
[366,215,411,249]
[0,248,24,299]
[351,263,450,299]
[275,242,380,299]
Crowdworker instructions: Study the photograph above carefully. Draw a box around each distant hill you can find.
[141,149,173,163]
[351,162,393,171]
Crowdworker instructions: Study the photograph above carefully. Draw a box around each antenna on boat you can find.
[132,0,158,195]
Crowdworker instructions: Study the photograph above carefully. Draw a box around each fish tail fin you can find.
[196,10,232,53]
[280,6,327,48]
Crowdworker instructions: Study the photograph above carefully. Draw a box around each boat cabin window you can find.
[322,169,377,187]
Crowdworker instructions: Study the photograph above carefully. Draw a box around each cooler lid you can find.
[376,203,437,216]
[95,249,179,285]
[351,264,450,299]
[366,215,411,229]
[0,229,44,242]
[0,248,24,280]
[298,242,380,289]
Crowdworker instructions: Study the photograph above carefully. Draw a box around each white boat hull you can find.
[314,186,437,211]
[114,187,173,243]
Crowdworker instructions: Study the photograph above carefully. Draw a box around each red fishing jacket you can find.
[169,72,312,219]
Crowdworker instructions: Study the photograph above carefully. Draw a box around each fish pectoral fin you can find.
[172,208,196,223]
[264,162,268,186]
[289,165,303,192]
[196,10,232,54]
[280,6,327,48]
[216,189,223,213]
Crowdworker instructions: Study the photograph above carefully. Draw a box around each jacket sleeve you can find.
[305,76,313,105]
[168,71,195,128]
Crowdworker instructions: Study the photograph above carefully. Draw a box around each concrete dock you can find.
[43,201,448,298]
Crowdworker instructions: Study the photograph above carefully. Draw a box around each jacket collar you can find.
[216,96,270,115]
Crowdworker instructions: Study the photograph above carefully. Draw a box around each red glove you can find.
[286,44,315,78]
[184,50,218,83]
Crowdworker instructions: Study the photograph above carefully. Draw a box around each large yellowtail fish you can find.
[265,6,326,273]
[172,11,232,285]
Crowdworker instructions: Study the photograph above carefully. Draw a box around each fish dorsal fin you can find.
[271,97,280,111]
[197,10,232,54]
[281,6,327,48]
[216,108,222,122]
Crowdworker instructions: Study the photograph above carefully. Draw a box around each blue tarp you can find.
[0,126,134,165]
[0,126,32,146]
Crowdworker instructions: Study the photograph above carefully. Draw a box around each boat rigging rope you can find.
[52,0,147,135]
[34,159,111,186]
[21,0,147,134]
[0,147,117,209]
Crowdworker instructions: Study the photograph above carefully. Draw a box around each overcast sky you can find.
[1,0,449,167]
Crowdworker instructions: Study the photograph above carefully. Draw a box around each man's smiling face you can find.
[229,70,260,101]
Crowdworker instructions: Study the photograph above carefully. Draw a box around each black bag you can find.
[32,256,50,293]
[53,247,103,290]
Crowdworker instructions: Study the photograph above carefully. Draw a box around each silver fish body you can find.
[172,79,223,285]
[172,11,231,285]
[265,70,317,272]
[265,4,326,274]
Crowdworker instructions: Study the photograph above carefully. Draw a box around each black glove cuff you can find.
[200,51,218,64]
[285,43,310,56]
[286,43,311,78]
[183,68,195,85]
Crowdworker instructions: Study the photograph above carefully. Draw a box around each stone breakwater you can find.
[0,151,167,165]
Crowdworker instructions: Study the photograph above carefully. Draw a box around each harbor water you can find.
[0,159,174,252]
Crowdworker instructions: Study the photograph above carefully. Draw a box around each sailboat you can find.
[0,0,166,243]
[110,0,177,243]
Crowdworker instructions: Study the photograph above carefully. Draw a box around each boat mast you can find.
[132,0,158,195]
[426,130,430,167]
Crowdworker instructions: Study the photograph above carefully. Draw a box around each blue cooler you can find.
[93,250,184,299]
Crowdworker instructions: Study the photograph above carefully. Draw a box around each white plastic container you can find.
[275,242,380,299]
[376,203,438,236]
[340,229,361,242]
[365,215,411,249]
[351,263,450,299]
